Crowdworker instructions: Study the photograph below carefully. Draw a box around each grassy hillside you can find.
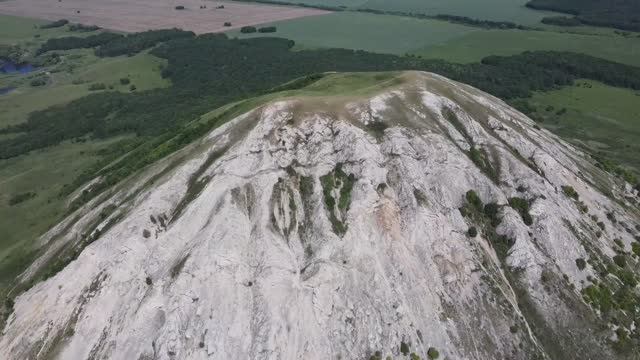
[0,15,171,293]
[528,80,640,171]
[0,136,129,289]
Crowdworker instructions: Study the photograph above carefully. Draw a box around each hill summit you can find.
[1,72,639,359]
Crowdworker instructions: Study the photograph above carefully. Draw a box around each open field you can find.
[416,29,640,65]
[0,13,78,45]
[528,80,640,172]
[0,0,330,34]
[359,0,558,24]
[230,12,640,66]
[243,0,559,24]
[230,12,477,54]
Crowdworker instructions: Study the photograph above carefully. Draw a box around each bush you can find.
[561,185,579,200]
[8,192,36,205]
[258,26,277,33]
[68,23,100,32]
[632,243,640,256]
[240,26,257,33]
[400,341,410,356]
[483,203,501,225]
[541,16,582,26]
[613,254,627,268]
[30,78,47,87]
[142,229,151,238]
[40,19,68,29]
[224,22,232,27]
[427,347,439,359]
[465,190,483,211]
[129,84,137,91]
[467,227,478,237]
[119,77,130,85]
[366,121,388,139]
[575,258,586,270]
[508,197,533,226]
[88,83,106,91]
[175,5,185,10]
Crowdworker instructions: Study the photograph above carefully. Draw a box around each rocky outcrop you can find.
[1,72,638,359]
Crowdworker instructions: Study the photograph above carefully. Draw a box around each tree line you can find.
[527,0,640,31]
[37,29,194,57]
[232,0,530,30]
[3,33,640,201]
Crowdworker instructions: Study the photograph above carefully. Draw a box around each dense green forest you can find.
[37,32,124,54]
[3,32,640,205]
[37,29,195,56]
[527,0,640,31]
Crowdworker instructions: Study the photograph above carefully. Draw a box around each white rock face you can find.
[1,72,639,360]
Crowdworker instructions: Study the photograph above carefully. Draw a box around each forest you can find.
[3,32,640,205]
[5,34,640,161]
[527,0,640,31]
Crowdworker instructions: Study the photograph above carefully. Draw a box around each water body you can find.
[0,60,36,74]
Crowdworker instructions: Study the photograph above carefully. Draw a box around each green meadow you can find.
[529,80,640,171]
[416,28,640,66]
[267,0,558,24]
[230,12,477,54]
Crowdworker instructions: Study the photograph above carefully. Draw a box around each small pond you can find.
[1,60,36,74]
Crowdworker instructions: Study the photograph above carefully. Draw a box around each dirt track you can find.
[0,0,330,33]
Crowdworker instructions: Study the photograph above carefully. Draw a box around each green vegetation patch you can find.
[469,146,500,183]
[320,164,355,235]
[460,190,513,260]
[508,197,533,226]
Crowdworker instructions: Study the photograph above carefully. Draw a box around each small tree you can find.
[240,26,257,33]
[613,254,627,268]
[467,227,478,237]
[224,22,232,27]
[120,77,130,85]
[561,185,579,200]
[258,26,277,33]
[400,341,410,356]
[575,258,586,270]
[88,83,106,91]
[30,78,47,87]
[465,190,483,211]
[427,347,439,359]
